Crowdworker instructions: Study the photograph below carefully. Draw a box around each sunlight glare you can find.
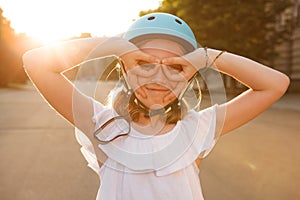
[1,0,161,44]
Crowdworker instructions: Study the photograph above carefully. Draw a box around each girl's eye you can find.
[138,61,155,70]
[167,64,183,72]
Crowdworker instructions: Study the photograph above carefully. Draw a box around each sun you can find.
[2,0,161,45]
[27,30,72,45]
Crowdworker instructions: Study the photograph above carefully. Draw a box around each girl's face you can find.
[131,39,186,109]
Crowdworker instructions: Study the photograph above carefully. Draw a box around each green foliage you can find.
[140,0,292,63]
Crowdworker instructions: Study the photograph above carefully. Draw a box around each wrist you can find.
[205,48,226,70]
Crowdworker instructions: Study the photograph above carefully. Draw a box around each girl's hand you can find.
[86,37,160,98]
[161,48,209,80]
[121,49,160,73]
[121,48,160,99]
[160,48,208,102]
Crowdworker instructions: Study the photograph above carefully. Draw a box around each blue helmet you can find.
[124,12,197,52]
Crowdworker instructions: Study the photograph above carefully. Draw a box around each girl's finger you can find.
[135,87,147,99]
[161,57,185,66]
[129,75,147,98]
[137,51,160,64]
[162,56,196,79]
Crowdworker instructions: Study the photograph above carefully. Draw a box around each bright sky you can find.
[0,0,161,44]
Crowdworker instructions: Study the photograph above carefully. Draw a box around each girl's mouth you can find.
[145,84,169,92]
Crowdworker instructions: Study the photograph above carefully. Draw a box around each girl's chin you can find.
[136,96,177,109]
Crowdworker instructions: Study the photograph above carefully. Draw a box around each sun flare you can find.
[1,0,160,44]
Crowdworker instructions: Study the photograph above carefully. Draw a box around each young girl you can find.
[23,13,289,200]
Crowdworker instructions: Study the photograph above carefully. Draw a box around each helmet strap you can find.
[132,96,180,118]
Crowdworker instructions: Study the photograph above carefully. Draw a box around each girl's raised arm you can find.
[208,49,290,135]
[23,37,108,134]
[23,37,159,134]
[162,48,290,136]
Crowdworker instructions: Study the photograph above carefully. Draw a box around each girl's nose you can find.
[152,65,168,83]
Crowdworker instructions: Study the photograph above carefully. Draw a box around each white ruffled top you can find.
[75,99,218,200]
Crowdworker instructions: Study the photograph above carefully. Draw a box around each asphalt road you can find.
[0,86,299,200]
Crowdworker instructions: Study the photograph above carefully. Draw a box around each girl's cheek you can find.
[137,77,148,86]
[170,81,180,91]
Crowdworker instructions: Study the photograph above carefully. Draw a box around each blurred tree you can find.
[0,8,40,87]
[0,8,24,86]
[140,0,292,64]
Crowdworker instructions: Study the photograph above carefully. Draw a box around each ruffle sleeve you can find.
[74,129,99,173]
[74,98,118,174]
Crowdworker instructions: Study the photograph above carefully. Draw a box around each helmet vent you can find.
[175,19,182,24]
[147,16,155,20]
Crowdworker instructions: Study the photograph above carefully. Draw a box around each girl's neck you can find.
[132,113,176,136]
